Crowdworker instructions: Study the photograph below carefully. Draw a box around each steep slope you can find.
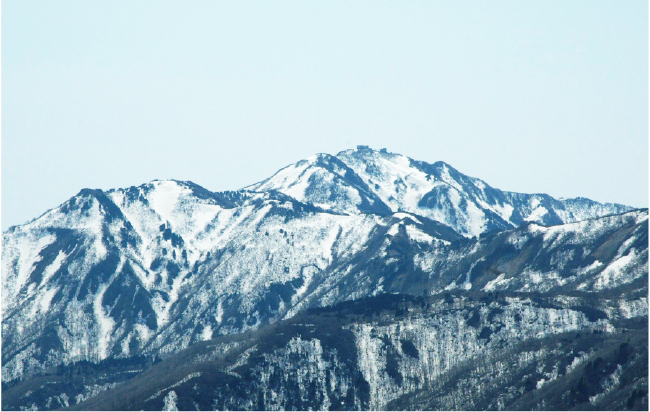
[2,179,461,385]
[249,146,632,237]
[248,153,392,216]
[1,148,645,411]
[2,198,645,410]
[64,292,647,411]
[315,209,648,305]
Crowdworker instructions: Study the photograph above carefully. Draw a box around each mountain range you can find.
[2,146,647,410]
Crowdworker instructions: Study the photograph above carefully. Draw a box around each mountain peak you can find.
[2,146,645,411]
[248,148,633,237]
[13,148,633,240]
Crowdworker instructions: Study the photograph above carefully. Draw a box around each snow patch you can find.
[94,284,116,360]
[405,226,434,244]
[40,250,67,287]
[201,324,213,341]
[163,390,178,411]
[39,287,59,313]
[483,274,510,291]
[148,181,187,227]
[393,212,423,224]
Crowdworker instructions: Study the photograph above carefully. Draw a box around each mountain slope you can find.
[249,147,632,237]
[317,209,648,305]
[1,181,391,382]
[1,148,646,410]
[2,201,646,410]
[66,292,647,411]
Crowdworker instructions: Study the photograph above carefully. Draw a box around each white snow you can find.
[393,213,423,225]
[387,224,401,236]
[483,274,510,291]
[10,233,56,303]
[283,167,318,201]
[94,283,116,360]
[216,301,224,323]
[405,226,434,244]
[593,251,639,290]
[492,203,514,222]
[201,324,213,341]
[465,202,487,237]
[148,181,187,228]
[40,250,67,287]
[525,206,549,222]
[39,287,59,313]
[162,390,178,411]
[147,373,203,403]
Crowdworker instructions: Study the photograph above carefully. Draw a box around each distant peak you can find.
[149,179,181,185]
[76,188,105,197]
[143,179,200,190]
[336,146,378,159]
[305,152,335,163]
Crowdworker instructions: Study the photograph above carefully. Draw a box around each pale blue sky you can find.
[2,1,648,230]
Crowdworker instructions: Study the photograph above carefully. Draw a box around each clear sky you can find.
[2,1,648,230]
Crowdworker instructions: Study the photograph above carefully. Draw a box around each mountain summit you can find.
[249,146,631,237]
[2,147,646,411]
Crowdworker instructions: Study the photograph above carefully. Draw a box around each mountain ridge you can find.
[1,147,646,410]
[247,146,632,237]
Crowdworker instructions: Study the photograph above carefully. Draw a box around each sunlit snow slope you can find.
[1,147,646,411]
[1,181,388,381]
[249,147,632,237]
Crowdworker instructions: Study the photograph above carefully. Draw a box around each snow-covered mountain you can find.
[1,147,647,411]
[66,291,648,411]
[248,146,632,237]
